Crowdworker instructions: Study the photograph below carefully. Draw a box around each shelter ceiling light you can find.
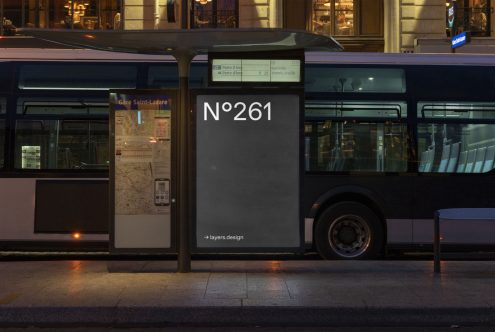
[195,0,213,4]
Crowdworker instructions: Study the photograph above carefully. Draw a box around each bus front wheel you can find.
[315,202,384,260]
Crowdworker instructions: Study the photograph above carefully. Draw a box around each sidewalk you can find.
[0,259,495,327]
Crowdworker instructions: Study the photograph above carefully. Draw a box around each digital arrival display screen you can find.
[195,92,302,251]
[211,59,301,83]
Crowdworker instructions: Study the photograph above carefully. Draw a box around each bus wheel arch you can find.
[313,194,386,260]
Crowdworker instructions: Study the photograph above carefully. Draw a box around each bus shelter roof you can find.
[19,28,343,56]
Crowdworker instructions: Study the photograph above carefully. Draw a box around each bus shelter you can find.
[20,29,342,272]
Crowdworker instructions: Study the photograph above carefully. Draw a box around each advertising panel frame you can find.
[109,89,178,254]
[191,88,305,254]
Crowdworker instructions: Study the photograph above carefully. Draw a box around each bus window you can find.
[0,64,13,92]
[14,120,109,170]
[18,64,137,90]
[305,101,408,172]
[147,65,179,88]
[18,101,108,115]
[418,102,495,173]
[305,67,406,93]
[189,63,208,88]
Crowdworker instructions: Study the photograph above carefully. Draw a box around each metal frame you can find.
[190,88,305,254]
[109,89,178,254]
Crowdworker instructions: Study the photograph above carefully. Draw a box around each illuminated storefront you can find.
[446,0,491,37]
[1,0,121,30]
[311,0,384,50]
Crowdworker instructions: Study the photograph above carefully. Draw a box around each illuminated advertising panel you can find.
[194,91,303,251]
[109,91,176,252]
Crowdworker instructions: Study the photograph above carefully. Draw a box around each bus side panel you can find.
[412,174,495,244]
[0,178,108,242]
[303,174,415,244]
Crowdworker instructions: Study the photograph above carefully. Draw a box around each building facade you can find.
[1,0,494,53]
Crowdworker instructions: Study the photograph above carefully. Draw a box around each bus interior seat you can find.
[464,149,477,173]
[473,147,487,173]
[328,147,344,171]
[482,145,495,173]
[456,150,468,173]
[437,143,451,172]
[446,142,460,173]
[419,150,428,172]
[423,149,435,173]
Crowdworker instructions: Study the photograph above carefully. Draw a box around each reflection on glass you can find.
[15,120,109,169]
[305,99,408,173]
[305,67,406,93]
[418,123,495,173]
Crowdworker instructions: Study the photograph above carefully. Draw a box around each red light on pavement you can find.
[72,232,81,239]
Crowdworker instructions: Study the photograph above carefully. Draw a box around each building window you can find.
[191,0,238,29]
[447,0,491,37]
[310,0,383,39]
[311,0,355,36]
[1,0,121,33]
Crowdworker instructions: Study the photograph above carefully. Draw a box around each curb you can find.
[1,306,495,327]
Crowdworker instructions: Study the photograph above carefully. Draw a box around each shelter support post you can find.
[175,53,194,273]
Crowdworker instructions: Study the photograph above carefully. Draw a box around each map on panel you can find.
[112,94,172,216]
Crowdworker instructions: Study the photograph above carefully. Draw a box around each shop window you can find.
[447,0,491,37]
[191,0,238,29]
[311,0,355,36]
[2,0,121,31]
[311,0,383,37]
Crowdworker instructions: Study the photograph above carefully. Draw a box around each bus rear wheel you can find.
[315,202,384,260]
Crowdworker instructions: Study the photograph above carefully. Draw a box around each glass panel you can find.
[148,65,179,88]
[15,120,109,169]
[305,120,408,172]
[419,102,495,120]
[0,64,13,92]
[418,123,495,173]
[0,98,5,114]
[305,67,406,93]
[0,119,5,168]
[468,0,490,37]
[18,101,108,115]
[217,0,237,28]
[189,63,208,88]
[335,0,354,35]
[306,101,407,119]
[192,0,237,29]
[18,64,137,90]
[311,0,332,35]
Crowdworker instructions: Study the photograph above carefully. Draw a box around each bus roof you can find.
[2,48,495,67]
[0,48,175,62]
[305,52,495,66]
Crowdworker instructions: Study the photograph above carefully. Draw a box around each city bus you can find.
[0,48,494,258]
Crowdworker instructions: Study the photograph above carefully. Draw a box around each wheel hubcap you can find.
[328,214,371,258]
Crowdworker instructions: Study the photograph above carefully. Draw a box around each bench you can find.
[434,208,495,274]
